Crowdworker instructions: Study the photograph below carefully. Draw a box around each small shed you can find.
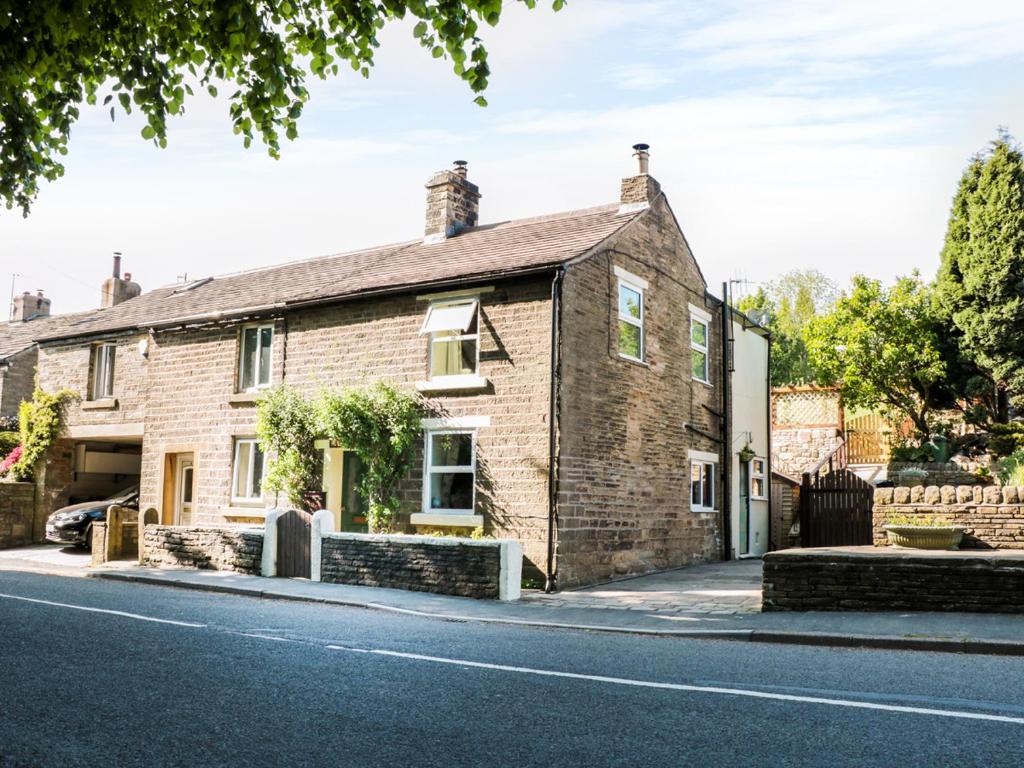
[770,471,800,550]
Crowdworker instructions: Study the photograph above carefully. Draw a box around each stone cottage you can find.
[33,146,770,588]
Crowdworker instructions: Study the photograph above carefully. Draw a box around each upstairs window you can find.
[232,438,266,503]
[424,430,475,513]
[421,300,479,379]
[90,343,116,400]
[690,314,710,384]
[617,279,645,361]
[238,324,273,392]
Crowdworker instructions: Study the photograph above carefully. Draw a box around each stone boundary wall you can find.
[319,529,522,600]
[772,428,841,478]
[141,525,263,574]
[888,461,990,487]
[0,482,36,549]
[763,547,1024,613]
[873,485,1024,549]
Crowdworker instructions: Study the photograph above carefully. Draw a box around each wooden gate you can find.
[846,413,889,464]
[276,508,313,578]
[800,442,875,547]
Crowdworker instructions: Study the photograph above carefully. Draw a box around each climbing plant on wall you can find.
[11,389,76,481]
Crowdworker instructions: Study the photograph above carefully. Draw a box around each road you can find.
[1,571,1023,767]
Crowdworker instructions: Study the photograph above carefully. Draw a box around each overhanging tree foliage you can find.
[936,132,1024,415]
[805,274,947,436]
[0,0,563,214]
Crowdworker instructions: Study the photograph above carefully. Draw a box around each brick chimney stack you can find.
[619,143,661,213]
[10,290,51,322]
[101,253,142,308]
[424,161,481,243]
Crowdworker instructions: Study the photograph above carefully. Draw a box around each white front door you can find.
[175,459,194,525]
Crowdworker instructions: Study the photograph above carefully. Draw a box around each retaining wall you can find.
[141,525,263,574]
[873,485,1024,549]
[0,482,36,549]
[318,527,521,600]
[763,546,1024,613]
[888,461,991,487]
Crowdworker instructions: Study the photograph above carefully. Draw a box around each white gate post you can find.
[262,509,284,577]
[310,509,335,583]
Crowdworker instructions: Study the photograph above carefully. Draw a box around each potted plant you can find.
[738,444,756,463]
[882,513,965,550]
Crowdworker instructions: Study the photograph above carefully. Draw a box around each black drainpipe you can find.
[720,282,732,561]
[545,268,564,593]
[765,331,773,549]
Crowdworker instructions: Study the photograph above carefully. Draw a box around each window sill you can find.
[415,375,490,393]
[82,398,118,411]
[410,512,483,528]
[692,377,713,388]
[222,506,267,519]
[227,391,261,405]
[618,353,649,367]
[691,507,717,514]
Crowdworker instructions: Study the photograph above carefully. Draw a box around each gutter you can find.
[766,331,773,549]
[545,267,565,593]
[720,281,732,562]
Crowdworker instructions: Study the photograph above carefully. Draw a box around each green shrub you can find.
[11,389,76,481]
[886,512,953,528]
[0,431,19,459]
[999,450,1024,486]
[989,423,1024,457]
[255,386,322,510]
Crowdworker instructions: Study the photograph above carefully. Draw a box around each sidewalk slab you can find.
[84,565,1024,656]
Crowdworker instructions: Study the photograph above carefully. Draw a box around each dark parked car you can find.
[45,485,139,549]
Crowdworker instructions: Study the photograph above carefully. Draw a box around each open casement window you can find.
[232,438,266,503]
[90,343,116,400]
[691,315,710,384]
[751,457,767,500]
[238,324,274,392]
[617,279,645,361]
[424,430,475,514]
[690,460,716,512]
[420,300,479,379]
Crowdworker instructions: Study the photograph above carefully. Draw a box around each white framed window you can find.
[90,343,116,400]
[617,278,645,362]
[690,314,710,384]
[423,430,475,514]
[421,299,480,380]
[690,460,716,512]
[751,457,767,500]
[238,324,274,392]
[232,438,266,503]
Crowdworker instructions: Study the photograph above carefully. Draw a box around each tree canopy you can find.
[0,0,562,214]
[936,132,1024,413]
[737,269,838,386]
[805,274,947,435]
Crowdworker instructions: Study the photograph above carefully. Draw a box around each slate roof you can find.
[37,203,644,343]
[0,310,103,360]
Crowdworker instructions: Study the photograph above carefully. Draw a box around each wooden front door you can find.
[341,452,368,533]
[276,508,313,579]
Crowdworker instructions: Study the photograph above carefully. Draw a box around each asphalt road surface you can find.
[1,570,1023,768]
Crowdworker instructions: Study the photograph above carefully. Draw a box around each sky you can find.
[3,0,1024,315]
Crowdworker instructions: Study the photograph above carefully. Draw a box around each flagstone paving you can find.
[522,559,763,615]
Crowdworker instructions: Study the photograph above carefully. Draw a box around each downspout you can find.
[720,282,732,561]
[545,267,564,593]
[765,331,773,550]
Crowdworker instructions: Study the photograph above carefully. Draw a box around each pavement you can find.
[3,544,1024,655]
[3,569,1024,767]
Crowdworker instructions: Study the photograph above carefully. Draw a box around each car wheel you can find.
[80,524,93,552]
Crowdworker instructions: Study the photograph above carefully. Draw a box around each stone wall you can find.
[141,526,263,573]
[763,547,1024,613]
[556,194,723,588]
[772,427,842,477]
[888,461,992,487]
[873,485,1024,549]
[0,347,37,420]
[319,533,510,599]
[0,482,36,549]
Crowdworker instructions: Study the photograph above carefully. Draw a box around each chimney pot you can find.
[619,143,660,212]
[101,256,142,308]
[112,253,122,279]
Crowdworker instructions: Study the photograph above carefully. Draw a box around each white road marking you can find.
[237,632,300,643]
[325,646,1024,726]
[0,592,207,628]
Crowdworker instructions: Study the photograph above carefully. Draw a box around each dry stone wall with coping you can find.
[0,482,35,549]
[141,525,263,573]
[872,485,1024,549]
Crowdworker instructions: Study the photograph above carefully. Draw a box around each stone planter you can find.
[882,525,965,550]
